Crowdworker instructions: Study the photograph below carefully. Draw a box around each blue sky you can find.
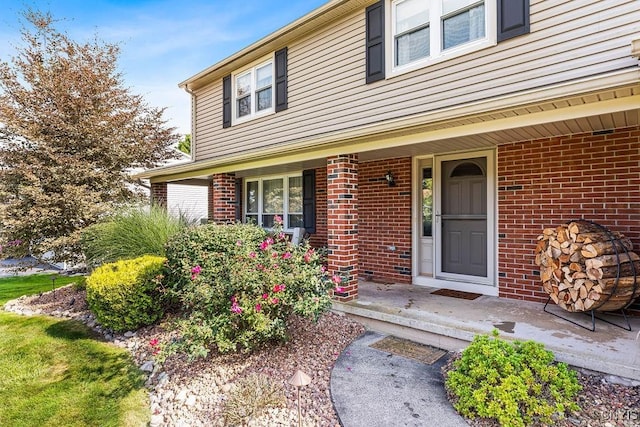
[0,0,327,135]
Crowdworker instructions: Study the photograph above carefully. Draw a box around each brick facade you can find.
[208,173,237,223]
[327,155,359,301]
[498,126,640,303]
[150,182,167,207]
[308,167,328,248]
[358,158,413,283]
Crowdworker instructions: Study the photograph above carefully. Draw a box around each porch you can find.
[332,281,640,382]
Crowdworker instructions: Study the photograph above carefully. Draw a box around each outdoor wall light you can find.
[385,170,396,187]
[288,369,312,427]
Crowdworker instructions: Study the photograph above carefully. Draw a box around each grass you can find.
[0,274,149,426]
[0,274,79,305]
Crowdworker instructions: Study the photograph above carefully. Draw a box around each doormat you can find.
[370,336,447,365]
[431,288,481,300]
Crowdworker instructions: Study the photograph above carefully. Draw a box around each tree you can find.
[177,134,191,155]
[0,10,179,265]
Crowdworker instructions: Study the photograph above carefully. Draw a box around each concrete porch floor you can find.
[332,281,640,382]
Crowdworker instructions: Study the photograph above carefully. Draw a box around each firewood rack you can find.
[542,220,637,332]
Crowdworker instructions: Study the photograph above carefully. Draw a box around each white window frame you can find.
[244,173,303,231]
[387,0,496,77]
[231,56,275,124]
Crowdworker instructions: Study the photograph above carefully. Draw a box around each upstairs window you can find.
[233,60,274,122]
[391,0,490,70]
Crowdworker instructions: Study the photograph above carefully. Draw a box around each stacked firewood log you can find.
[534,221,640,312]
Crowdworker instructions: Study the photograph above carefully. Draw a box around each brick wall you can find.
[209,173,237,223]
[151,182,167,207]
[498,126,640,303]
[308,167,328,248]
[358,158,413,284]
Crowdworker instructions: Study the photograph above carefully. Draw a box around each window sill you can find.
[387,38,496,79]
[233,109,275,127]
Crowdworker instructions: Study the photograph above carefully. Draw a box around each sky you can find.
[0,0,327,136]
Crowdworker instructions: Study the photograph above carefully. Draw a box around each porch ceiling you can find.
[358,84,640,162]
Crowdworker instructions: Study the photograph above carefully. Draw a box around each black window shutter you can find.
[275,47,288,112]
[302,169,316,233]
[222,75,231,128]
[365,1,385,84]
[497,0,530,42]
[235,178,242,222]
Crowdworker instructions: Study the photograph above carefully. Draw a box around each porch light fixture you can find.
[288,369,312,427]
[384,170,396,187]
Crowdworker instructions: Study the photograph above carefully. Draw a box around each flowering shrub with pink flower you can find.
[163,219,342,357]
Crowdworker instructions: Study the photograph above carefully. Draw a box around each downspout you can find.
[183,84,196,160]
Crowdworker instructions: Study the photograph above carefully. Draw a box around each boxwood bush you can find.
[86,255,166,332]
[445,330,581,427]
[163,219,342,358]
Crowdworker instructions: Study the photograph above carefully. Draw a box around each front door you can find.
[434,151,494,287]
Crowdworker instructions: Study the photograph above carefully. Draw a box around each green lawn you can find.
[0,274,79,304]
[0,274,149,427]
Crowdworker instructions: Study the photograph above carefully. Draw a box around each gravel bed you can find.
[4,284,639,426]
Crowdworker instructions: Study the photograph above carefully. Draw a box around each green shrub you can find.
[163,219,341,357]
[445,330,581,427]
[86,255,166,332]
[81,205,189,269]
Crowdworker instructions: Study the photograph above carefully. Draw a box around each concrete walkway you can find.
[331,331,467,427]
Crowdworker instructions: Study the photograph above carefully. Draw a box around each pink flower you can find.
[262,293,269,300]
[259,237,275,250]
[272,264,279,269]
[231,302,243,314]
[191,265,202,280]
[282,252,292,259]
[236,240,243,246]
[249,251,257,258]
[149,338,159,347]
[255,303,262,313]
[320,265,326,273]
[230,296,242,314]
[335,287,345,294]
[273,284,285,293]
[277,232,286,240]
[271,297,279,305]
[272,251,278,258]
[303,249,314,263]
[274,215,283,224]
[332,274,342,285]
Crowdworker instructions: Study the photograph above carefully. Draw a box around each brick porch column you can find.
[209,173,237,223]
[150,182,167,208]
[327,154,358,302]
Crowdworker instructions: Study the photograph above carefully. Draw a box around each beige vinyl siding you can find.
[193,0,640,162]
